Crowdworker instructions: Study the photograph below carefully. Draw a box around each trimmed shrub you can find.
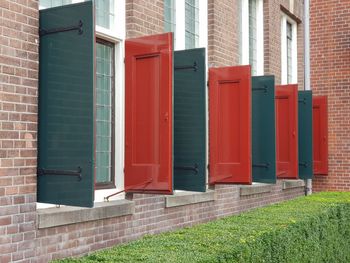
[55,192,350,263]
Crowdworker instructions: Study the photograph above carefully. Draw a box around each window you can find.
[163,0,207,51]
[96,0,115,29]
[96,40,114,188]
[38,0,125,206]
[240,0,264,76]
[249,0,257,75]
[281,15,297,84]
[185,0,199,49]
[286,22,293,84]
[164,0,176,35]
[40,0,72,8]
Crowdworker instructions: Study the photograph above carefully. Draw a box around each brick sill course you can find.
[37,199,134,229]
[282,179,305,190]
[165,190,216,208]
[240,182,273,196]
[37,180,305,228]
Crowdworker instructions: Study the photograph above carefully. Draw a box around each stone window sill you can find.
[240,183,273,196]
[165,190,216,208]
[282,179,305,190]
[37,199,134,229]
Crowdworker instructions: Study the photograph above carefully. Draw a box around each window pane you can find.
[249,0,257,75]
[96,41,113,184]
[40,0,72,8]
[164,0,176,43]
[287,22,293,83]
[96,0,115,29]
[185,0,199,49]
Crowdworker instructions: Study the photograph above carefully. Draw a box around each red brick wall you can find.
[310,0,350,191]
[208,0,239,67]
[0,0,39,262]
[126,0,164,38]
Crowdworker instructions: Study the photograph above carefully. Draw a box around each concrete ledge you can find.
[282,179,305,190]
[165,190,216,208]
[37,199,134,229]
[240,183,273,196]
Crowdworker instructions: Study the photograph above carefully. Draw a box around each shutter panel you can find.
[38,2,95,207]
[252,76,276,183]
[209,66,252,184]
[313,96,328,175]
[298,91,313,179]
[275,85,298,179]
[125,33,173,194]
[174,48,206,192]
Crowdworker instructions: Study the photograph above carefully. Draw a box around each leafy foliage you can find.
[55,192,350,263]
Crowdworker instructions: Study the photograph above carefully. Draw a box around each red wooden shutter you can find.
[313,96,328,175]
[125,33,173,194]
[275,85,298,179]
[209,66,252,184]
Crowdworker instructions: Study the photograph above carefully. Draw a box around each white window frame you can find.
[37,0,125,208]
[240,0,264,76]
[281,14,297,84]
[94,0,125,203]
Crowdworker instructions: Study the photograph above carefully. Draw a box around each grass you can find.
[54,192,350,263]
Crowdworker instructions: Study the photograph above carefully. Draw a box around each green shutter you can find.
[298,91,313,179]
[252,76,276,183]
[174,48,206,192]
[38,1,95,207]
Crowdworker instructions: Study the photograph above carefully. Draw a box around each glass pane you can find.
[287,22,293,83]
[185,0,199,49]
[249,0,257,75]
[40,0,73,8]
[96,0,115,30]
[96,41,114,184]
[164,0,176,43]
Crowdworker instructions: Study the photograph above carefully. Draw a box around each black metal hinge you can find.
[299,162,308,167]
[253,163,270,169]
[38,167,82,181]
[174,61,198,72]
[174,163,199,174]
[39,20,83,37]
[252,86,268,93]
[298,98,307,104]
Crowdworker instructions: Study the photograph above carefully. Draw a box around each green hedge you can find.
[55,192,350,263]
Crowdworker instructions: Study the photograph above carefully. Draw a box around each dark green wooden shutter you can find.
[174,48,206,192]
[298,91,313,179]
[252,76,276,183]
[38,2,95,207]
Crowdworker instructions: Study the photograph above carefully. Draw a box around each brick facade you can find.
[310,0,350,191]
[0,0,307,262]
[0,0,39,262]
[126,0,164,38]
[208,0,239,67]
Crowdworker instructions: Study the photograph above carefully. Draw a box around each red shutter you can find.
[125,33,173,194]
[313,96,328,175]
[209,66,252,184]
[275,85,298,179]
